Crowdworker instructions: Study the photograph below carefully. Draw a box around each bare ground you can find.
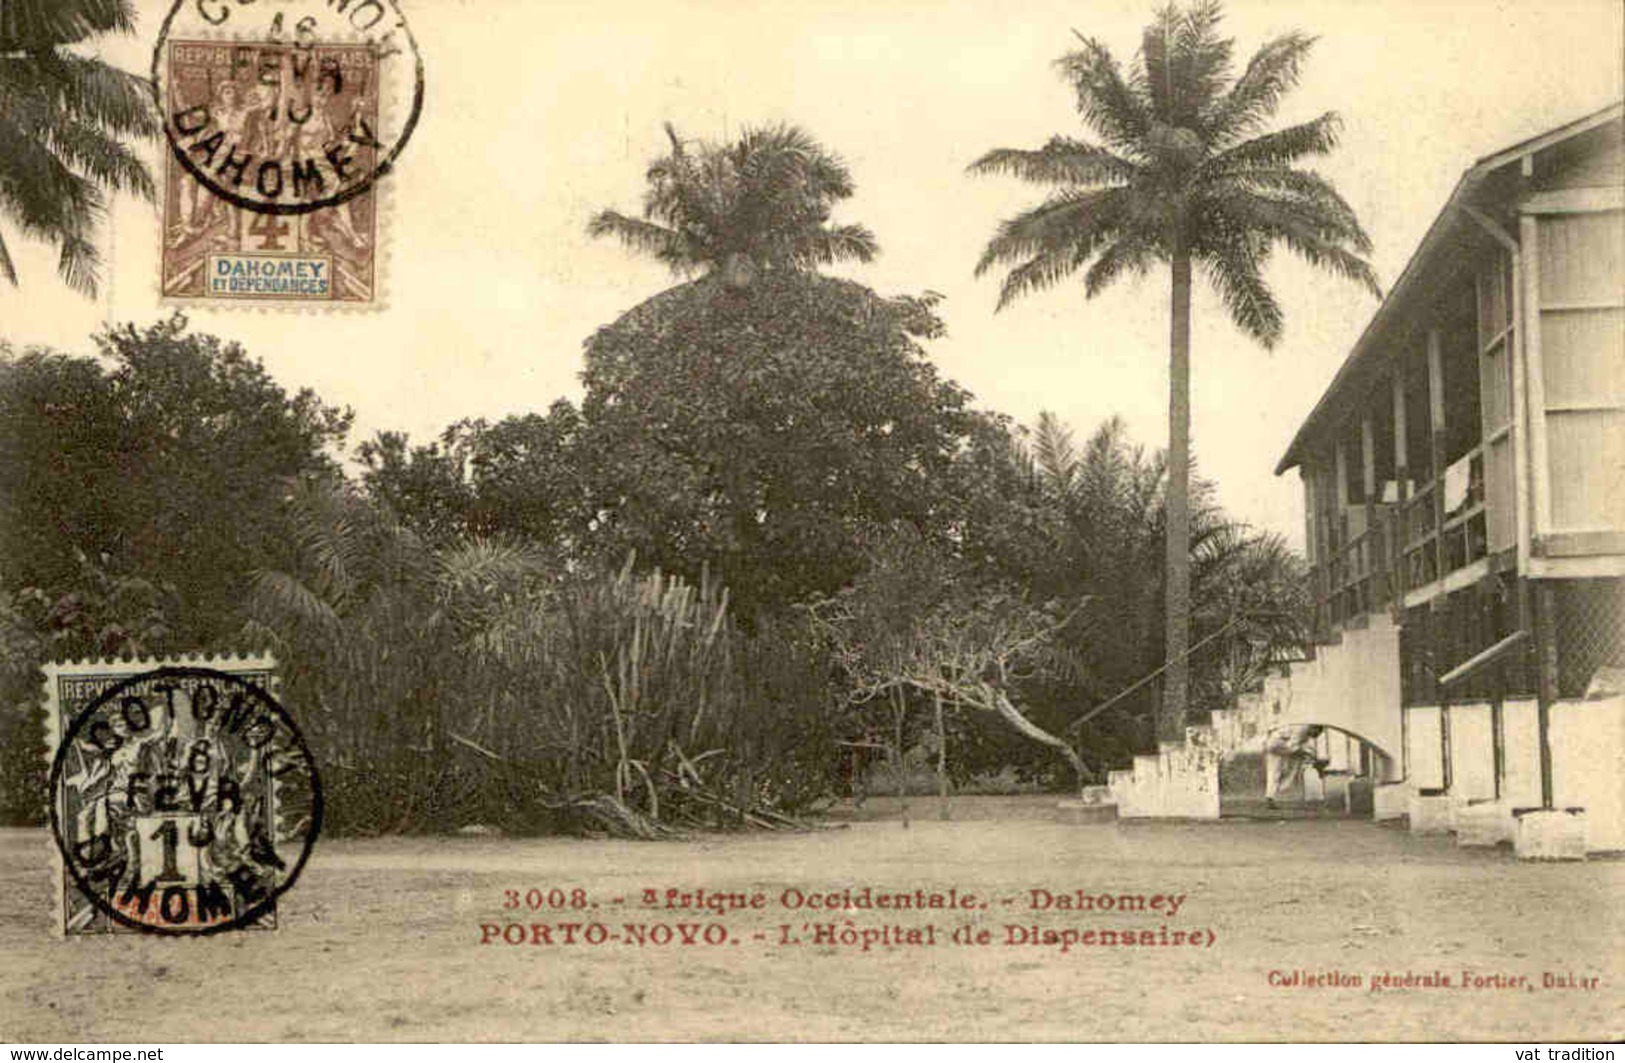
[2,797,1620,1042]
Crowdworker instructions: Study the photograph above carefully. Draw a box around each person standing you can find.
[1264,725,1328,808]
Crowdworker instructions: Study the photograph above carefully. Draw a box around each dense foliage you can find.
[241,482,839,835]
[578,273,975,617]
[2,70,1319,831]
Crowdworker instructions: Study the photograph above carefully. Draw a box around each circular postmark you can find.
[152,0,425,216]
[49,666,322,935]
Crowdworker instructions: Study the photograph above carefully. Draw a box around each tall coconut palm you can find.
[588,122,878,286]
[0,0,158,296]
[969,0,1378,743]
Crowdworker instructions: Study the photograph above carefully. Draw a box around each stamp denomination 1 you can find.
[47,662,322,936]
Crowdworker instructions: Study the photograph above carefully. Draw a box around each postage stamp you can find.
[158,40,383,304]
[152,0,424,308]
[44,657,322,936]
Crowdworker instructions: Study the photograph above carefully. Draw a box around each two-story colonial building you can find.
[1258,103,1624,857]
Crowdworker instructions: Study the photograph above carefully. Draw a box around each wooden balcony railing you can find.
[1311,446,1491,637]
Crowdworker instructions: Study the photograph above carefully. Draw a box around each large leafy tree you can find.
[969,1,1378,742]
[0,316,352,646]
[584,121,972,615]
[0,0,158,295]
[588,122,878,286]
[579,273,977,616]
[358,403,593,555]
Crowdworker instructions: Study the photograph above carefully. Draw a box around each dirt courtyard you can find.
[2,797,1620,1042]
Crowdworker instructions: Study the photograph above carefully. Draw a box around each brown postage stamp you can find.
[159,40,382,305]
[153,0,423,308]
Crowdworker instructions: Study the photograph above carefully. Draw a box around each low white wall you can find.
[1400,695,1624,853]
[1374,781,1412,820]
[1407,706,1445,790]
[1502,699,1543,809]
[1551,695,1625,852]
[1109,729,1221,820]
[1448,703,1497,802]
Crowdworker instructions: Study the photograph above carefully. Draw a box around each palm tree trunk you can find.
[1161,249,1193,746]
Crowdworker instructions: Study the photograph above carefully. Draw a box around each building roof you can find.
[1274,101,1625,475]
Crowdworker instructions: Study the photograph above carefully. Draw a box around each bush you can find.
[246,483,842,837]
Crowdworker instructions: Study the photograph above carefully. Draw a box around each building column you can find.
[1427,329,1447,585]
[1393,372,1409,495]
[1362,413,1379,613]
[1535,582,1558,810]
[1426,328,1451,790]
[1519,213,1553,548]
[1393,372,1411,615]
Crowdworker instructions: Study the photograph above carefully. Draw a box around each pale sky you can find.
[3,0,1622,551]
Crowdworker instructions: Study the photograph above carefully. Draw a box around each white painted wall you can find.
[1449,703,1497,801]
[1551,695,1625,852]
[1502,698,1543,809]
[1409,706,1445,790]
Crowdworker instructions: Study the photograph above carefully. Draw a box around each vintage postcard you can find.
[0,0,1621,1047]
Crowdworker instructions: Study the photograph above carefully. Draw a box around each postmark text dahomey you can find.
[160,40,381,303]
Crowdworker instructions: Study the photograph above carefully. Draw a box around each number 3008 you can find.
[503,888,589,909]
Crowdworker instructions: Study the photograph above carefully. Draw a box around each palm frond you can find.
[586,210,688,269]
[801,222,879,266]
[973,186,1126,276]
[1207,166,1371,252]
[33,114,154,200]
[1032,411,1080,498]
[1139,0,1231,130]
[284,481,370,609]
[1200,230,1283,347]
[991,250,1076,311]
[435,538,551,604]
[736,122,857,200]
[1207,31,1316,145]
[976,187,1141,311]
[0,114,85,235]
[0,0,134,50]
[967,137,1139,187]
[1206,188,1381,298]
[0,17,156,298]
[1000,424,1042,492]
[247,569,344,636]
[1138,4,1181,122]
[1177,1,1233,131]
[57,217,100,296]
[1208,111,1342,170]
[1056,36,1152,156]
[1084,234,1154,297]
[14,52,161,140]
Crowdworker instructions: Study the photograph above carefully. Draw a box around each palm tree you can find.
[588,122,878,286]
[969,0,1378,743]
[0,0,158,296]
[243,478,554,832]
